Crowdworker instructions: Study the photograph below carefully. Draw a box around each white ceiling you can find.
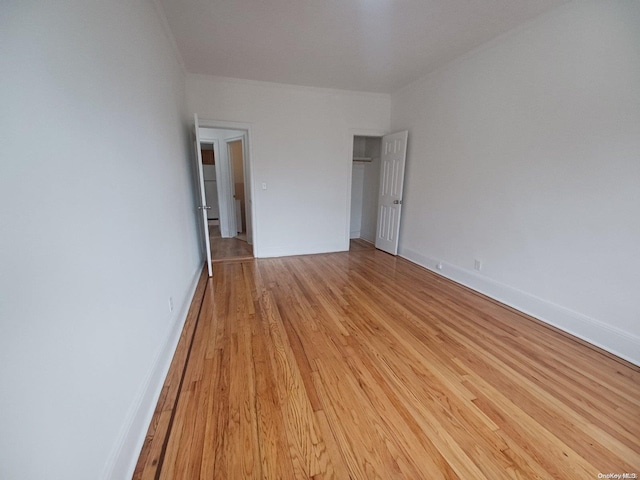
[159,0,569,93]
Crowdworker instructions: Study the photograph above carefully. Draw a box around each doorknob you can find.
[393,200,402,205]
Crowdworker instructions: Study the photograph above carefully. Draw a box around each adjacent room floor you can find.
[134,244,640,479]
[209,221,253,262]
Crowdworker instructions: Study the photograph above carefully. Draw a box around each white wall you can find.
[392,0,640,364]
[0,1,201,479]
[187,75,391,257]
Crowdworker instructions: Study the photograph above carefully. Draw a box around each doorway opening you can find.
[198,127,254,263]
[349,135,382,251]
[348,131,409,255]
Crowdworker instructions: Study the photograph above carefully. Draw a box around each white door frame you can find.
[240,133,253,245]
[226,135,243,236]
[344,128,387,251]
[226,135,251,242]
[198,118,258,257]
[224,137,239,237]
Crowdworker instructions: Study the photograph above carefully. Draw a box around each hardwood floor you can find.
[209,224,253,263]
[348,237,375,252]
[132,269,209,480]
[134,246,640,479]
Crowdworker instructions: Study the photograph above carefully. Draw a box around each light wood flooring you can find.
[134,242,640,479]
[209,223,253,262]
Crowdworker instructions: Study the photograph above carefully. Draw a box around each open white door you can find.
[375,131,408,255]
[194,114,213,277]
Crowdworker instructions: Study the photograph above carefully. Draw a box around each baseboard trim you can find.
[259,241,348,258]
[101,265,205,480]
[399,247,640,367]
[360,234,375,244]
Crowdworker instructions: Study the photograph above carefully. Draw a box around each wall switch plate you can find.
[474,259,482,271]
[261,182,267,190]
[168,296,174,312]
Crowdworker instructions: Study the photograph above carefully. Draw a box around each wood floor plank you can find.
[132,268,208,480]
[252,312,298,480]
[199,347,227,479]
[255,284,336,479]
[209,224,253,263]
[135,243,640,479]
[441,321,640,472]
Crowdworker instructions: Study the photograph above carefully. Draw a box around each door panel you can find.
[194,114,213,277]
[375,131,408,255]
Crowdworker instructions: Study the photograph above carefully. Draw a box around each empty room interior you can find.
[1,1,639,479]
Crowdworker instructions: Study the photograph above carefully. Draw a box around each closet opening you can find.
[349,135,382,251]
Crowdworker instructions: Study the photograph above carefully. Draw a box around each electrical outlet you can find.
[168,296,174,313]
[436,262,443,270]
[474,259,482,271]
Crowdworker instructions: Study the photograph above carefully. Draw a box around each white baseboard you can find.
[259,241,348,258]
[101,265,203,480]
[360,233,375,244]
[350,230,361,239]
[399,247,640,367]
